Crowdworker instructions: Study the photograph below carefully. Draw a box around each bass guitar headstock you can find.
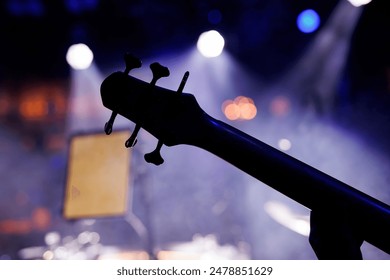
[100,53,207,165]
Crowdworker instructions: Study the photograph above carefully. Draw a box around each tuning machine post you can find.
[104,53,142,135]
[144,71,190,165]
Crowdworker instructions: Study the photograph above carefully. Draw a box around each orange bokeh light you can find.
[222,96,257,120]
[270,96,290,117]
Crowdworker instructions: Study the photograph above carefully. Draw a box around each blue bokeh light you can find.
[297,9,320,33]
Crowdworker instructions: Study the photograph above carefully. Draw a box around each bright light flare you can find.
[66,43,94,70]
[264,201,310,237]
[347,0,372,6]
[197,30,225,58]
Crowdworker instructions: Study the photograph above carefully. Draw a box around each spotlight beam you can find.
[282,1,363,113]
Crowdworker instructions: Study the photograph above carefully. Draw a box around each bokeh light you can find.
[278,138,292,151]
[222,96,257,121]
[270,96,290,117]
[297,9,320,33]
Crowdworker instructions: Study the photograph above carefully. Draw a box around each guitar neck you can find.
[99,57,389,256]
[194,113,390,254]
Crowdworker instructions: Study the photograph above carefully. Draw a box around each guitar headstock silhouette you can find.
[100,53,390,259]
[101,53,206,165]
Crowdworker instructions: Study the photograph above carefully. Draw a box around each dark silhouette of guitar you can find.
[100,54,390,259]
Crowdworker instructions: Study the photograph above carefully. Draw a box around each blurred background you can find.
[0,0,389,260]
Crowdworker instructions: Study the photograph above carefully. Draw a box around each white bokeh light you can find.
[278,138,292,151]
[66,43,94,70]
[197,30,225,58]
[347,0,372,7]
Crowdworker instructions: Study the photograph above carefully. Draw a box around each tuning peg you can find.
[150,62,170,85]
[123,62,169,149]
[124,53,142,75]
[104,112,117,135]
[104,54,142,135]
[177,71,189,94]
[144,140,164,165]
[125,124,140,148]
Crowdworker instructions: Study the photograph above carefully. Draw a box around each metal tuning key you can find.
[104,53,142,135]
[144,71,190,165]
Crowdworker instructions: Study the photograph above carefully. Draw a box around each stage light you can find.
[347,0,372,6]
[66,43,94,70]
[197,30,225,58]
[297,9,320,33]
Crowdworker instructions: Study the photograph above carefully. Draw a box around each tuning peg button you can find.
[150,62,170,85]
[104,122,113,135]
[144,140,164,165]
[124,53,142,74]
[104,112,117,135]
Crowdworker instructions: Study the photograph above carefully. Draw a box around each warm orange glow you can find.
[0,207,51,235]
[235,96,253,106]
[239,102,257,120]
[222,96,257,120]
[31,207,51,231]
[0,220,32,235]
[270,96,290,117]
[223,100,241,120]
[19,95,48,120]
[17,83,67,121]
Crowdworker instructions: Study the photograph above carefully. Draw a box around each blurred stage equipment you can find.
[63,130,131,219]
[99,53,390,259]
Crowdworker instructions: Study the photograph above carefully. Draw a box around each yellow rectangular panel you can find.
[63,130,131,219]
